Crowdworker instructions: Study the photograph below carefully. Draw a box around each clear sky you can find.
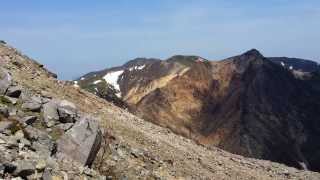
[1,0,319,79]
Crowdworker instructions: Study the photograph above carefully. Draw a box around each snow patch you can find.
[289,66,293,70]
[281,62,285,67]
[93,80,102,84]
[128,65,146,71]
[80,77,85,80]
[73,81,79,88]
[103,70,124,97]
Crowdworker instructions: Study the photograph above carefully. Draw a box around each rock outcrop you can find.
[0,66,103,179]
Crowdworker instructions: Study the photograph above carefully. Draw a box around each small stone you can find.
[6,136,19,148]
[12,177,23,180]
[41,91,52,99]
[4,96,18,105]
[0,121,14,133]
[21,101,41,112]
[0,164,4,176]
[42,168,53,180]
[3,162,17,174]
[14,130,25,140]
[51,176,63,180]
[56,123,73,131]
[57,100,77,123]
[20,138,31,147]
[19,116,37,126]
[9,107,18,116]
[0,105,9,117]
[13,160,36,177]
[36,159,47,171]
[0,137,6,144]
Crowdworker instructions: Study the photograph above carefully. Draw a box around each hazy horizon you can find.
[1,1,319,79]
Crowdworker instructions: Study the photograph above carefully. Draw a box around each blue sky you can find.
[1,0,319,79]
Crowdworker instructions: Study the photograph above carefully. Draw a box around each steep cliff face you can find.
[78,50,320,171]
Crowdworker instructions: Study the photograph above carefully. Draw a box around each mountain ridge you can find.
[77,49,320,172]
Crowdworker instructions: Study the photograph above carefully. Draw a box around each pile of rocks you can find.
[0,68,104,179]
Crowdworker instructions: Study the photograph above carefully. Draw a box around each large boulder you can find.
[56,115,102,166]
[57,100,77,123]
[0,68,12,95]
[42,101,59,128]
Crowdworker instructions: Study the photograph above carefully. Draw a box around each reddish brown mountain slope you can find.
[78,49,320,171]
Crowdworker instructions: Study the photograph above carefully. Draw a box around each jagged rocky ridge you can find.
[2,41,320,179]
[78,49,320,172]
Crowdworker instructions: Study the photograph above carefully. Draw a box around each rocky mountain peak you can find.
[231,49,267,74]
[242,49,264,58]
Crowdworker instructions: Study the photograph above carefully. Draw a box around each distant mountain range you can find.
[76,50,320,171]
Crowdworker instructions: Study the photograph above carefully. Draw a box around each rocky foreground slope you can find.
[1,41,320,179]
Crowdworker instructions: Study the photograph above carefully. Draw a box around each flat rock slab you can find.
[56,116,102,166]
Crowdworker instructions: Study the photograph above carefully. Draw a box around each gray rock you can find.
[18,116,37,126]
[24,126,55,157]
[43,101,60,127]
[36,159,47,171]
[13,160,35,177]
[5,136,19,148]
[21,94,42,112]
[57,100,77,123]
[56,123,73,131]
[21,101,41,112]
[2,162,16,174]
[0,68,12,95]
[3,95,18,105]
[0,105,9,117]
[41,91,52,99]
[0,121,14,133]
[42,168,53,180]
[14,130,24,140]
[0,164,4,176]
[56,115,102,166]
[20,138,31,147]
[6,86,22,98]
